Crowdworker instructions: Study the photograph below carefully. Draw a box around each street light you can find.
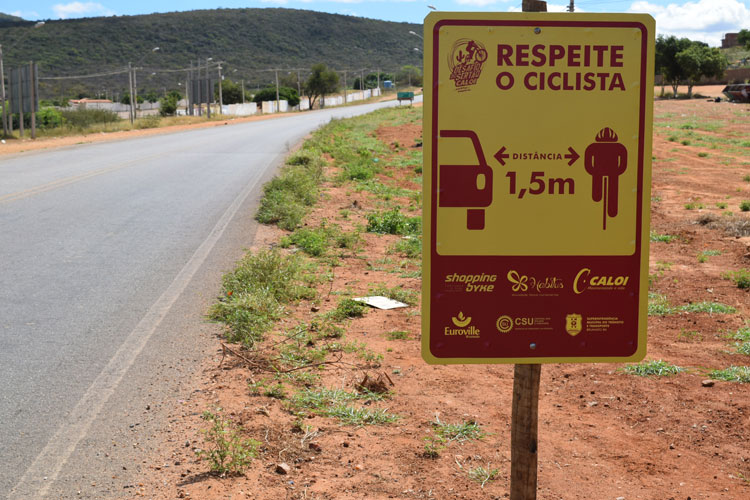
[428,5,437,10]
[1,21,45,136]
[409,30,423,40]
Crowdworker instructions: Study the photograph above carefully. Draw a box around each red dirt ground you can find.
[136,92,749,500]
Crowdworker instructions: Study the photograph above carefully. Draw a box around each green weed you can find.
[721,269,750,289]
[368,283,418,305]
[386,330,410,340]
[650,231,677,243]
[366,209,421,235]
[210,250,316,348]
[697,249,721,263]
[468,465,500,488]
[328,298,367,321]
[677,329,703,342]
[740,201,750,212]
[432,417,486,443]
[255,146,326,230]
[709,366,750,383]
[198,410,259,476]
[290,387,397,425]
[623,360,684,377]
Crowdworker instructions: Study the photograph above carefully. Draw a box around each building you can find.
[721,33,740,49]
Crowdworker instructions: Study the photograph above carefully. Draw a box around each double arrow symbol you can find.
[493,146,580,166]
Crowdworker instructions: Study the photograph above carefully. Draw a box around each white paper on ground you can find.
[353,296,408,310]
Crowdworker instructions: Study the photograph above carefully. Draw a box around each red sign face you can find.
[422,12,655,364]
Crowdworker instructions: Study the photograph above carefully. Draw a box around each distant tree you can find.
[120,92,144,105]
[279,72,304,95]
[353,72,391,90]
[252,86,300,107]
[218,79,243,104]
[143,90,160,103]
[159,89,182,116]
[675,45,727,98]
[396,65,422,87]
[655,35,693,97]
[304,63,339,110]
[738,29,750,49]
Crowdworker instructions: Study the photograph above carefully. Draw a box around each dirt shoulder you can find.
[137,97,749,500]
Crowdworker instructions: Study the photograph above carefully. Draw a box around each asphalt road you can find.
[0,98,419,498]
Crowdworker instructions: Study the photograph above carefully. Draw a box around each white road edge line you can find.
[9,168,264,499]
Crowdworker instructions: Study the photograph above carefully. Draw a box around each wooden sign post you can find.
[510,364,541,499]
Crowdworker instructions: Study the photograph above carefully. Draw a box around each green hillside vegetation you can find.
[0,12,26,26]
[0,8,423,98]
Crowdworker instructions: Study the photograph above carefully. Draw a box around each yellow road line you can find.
[0,152,169,205]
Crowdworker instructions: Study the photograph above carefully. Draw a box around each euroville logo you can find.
[507,270,564,294]
[445,312,480,338]
[449,39,488,91]
[573,268,631,294]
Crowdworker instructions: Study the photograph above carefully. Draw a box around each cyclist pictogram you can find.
[584,127,628,230]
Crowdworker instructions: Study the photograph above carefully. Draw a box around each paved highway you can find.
[0,98,419,498]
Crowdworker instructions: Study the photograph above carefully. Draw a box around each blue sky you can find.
[6,0,749,46]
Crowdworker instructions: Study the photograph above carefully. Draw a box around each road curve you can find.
[0,98,419,499]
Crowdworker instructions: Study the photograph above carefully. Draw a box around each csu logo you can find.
[573,268,630,294]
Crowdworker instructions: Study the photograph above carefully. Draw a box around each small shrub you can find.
[740,201,750,212]
[60,108,120,129]
[198,410,259,475]
[623,359,684,377]
[468,465,499,488]
[37,107,65,129]
[366,209,421,235]
[369,283,418,305]
[722,269,750,289]
[329,298,367,321]
[135,115,161,129]
[210,250,316,347]
[392,236,422,258]
[697,152,709,158]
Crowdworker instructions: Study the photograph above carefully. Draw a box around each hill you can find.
[0,8,423,99]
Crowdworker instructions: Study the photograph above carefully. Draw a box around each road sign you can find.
[422,12,654,364]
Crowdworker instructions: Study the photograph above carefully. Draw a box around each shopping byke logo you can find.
[446,312,480,338]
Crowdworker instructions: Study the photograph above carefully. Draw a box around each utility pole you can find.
[296,69,301,99]
[17,68,24,138]
[133,66,138,120]
[360,69,365,99]
[29,62,36,139]
[275,69,280,113]
[205,59,211,119]
[218,64,223,110]
[343,70,347,104]
[0,44,7,136]
[241,79,245,104]
[128,62,134,124]
[377,69,380,92]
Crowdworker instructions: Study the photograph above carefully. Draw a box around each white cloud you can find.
[9,10,40,19]
[629,0,750,46]
[52,2,115,19]
[458,0,501,6]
